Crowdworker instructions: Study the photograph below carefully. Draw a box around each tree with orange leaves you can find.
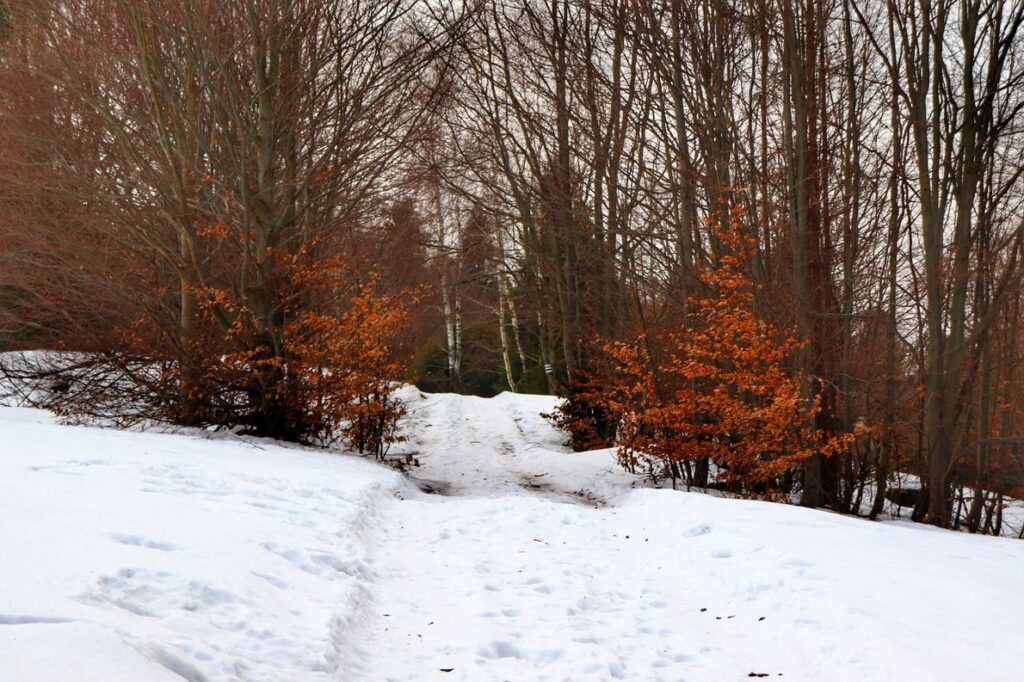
[170,245,416,450]
[286,271,413,456]
[605,208,853,496]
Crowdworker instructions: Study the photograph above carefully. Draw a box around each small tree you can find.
[605,208,853,496]
[182,249,415,452]
[543,370,620,451]
[289,271,413,457]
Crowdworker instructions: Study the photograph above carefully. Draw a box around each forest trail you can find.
[2,393,1022,681]
[358,392,971,682]
[396,389,638,505]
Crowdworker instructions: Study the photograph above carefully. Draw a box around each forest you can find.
[2,0,1024,536]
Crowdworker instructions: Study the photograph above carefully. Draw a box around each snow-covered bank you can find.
[0,407,403,681]
[2,391,1024,681]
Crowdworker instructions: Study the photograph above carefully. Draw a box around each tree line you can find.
[2,0,1023,534]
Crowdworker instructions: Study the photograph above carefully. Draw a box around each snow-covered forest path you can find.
[364,393,706,680]
[358,392,1007,681]
[396,391,631,503]
[3,391,1023,681]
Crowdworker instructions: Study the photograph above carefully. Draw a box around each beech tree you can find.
[600,208,854,495]
[0,0,452,444]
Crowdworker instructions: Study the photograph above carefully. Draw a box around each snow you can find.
[396,389,642,504]
[855,471,1024,539]
[3,389,1024,681]
[0,406,403,681]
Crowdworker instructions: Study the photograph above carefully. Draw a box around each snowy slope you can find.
[367,489,1024,681]
[0,407,403,681]
[2,390,1024,681]
[371,391,1024,682]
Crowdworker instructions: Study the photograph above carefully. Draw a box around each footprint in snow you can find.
[477,641,523,660]
[0,614,73,625]
[109,533,176,551]
[251,571,291,589]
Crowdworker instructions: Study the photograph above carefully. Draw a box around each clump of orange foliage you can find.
[112,240,415,453]
[603,208,852,496]
[287,272,412,456]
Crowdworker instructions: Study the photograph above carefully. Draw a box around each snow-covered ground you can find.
[0,407,406,681]
[2,390,1023,681]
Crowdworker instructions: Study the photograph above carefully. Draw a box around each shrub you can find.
[599,208,852,495]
